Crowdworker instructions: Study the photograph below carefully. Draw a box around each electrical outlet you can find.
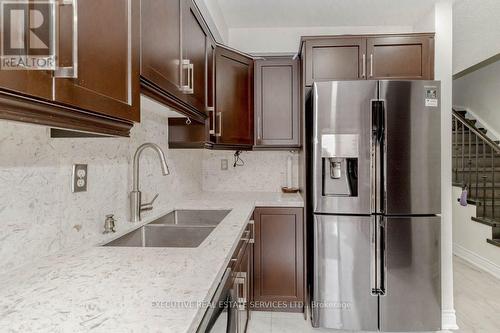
[72,164,88,192]
[221,159,228,171]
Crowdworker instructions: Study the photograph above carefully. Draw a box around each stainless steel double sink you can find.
[103,210,231,248]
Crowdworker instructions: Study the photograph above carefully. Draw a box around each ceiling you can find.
[215,0,440,29]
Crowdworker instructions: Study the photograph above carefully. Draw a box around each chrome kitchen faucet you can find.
[130,143,170,222]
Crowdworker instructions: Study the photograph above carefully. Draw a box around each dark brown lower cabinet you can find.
[253,207,304,312]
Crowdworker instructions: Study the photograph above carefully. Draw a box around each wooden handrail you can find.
[452,110,500,154]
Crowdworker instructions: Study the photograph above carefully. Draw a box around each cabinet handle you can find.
[189,62,194,94]
[180,59,193,93]
[54,0,78,79]
[249,220,255,244]
[370,54,374,77]
[216,112,222,137]
[362,54,366,78]
[257,116,262,141]
[208,108,215,135]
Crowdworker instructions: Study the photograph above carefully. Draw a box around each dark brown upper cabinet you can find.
[253,207,304,312]
[54,0,140,122]
[254,57,300,149]
[214,46,254,149]
[181,0,208,112]
[304,38,366,85]
[140,0,183,101]
[0,0,140,136]
[367,35,434,80]
[140,0,209,123]
[303,34,435,86]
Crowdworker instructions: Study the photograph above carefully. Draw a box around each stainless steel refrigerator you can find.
[311,81,441,332]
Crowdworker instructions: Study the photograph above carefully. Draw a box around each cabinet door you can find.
[182,0,207,112]
[54,0,140,122]
[305,38,366,86]
[141,0,182,97]
[0,2,52,100]
[215,47,254,146]
[367,35,434,80]
[254,58,300,148]
[253,207,304,311]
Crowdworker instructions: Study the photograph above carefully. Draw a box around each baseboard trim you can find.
[453,243,500,279]
[442,309,459,330]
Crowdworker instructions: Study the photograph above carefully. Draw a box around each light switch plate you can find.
[221,159,228,170]
[72,164,88,192]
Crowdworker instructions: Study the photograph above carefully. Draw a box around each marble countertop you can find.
[0,192,303,333]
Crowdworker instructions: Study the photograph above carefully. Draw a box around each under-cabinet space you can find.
[168,117,207,149]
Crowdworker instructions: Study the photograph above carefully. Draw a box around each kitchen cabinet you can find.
[181,0,208,112]
[367,35,434,80]
[140,0,182,102]
[213,46,254,149]
[0,0,139,136]
[304,38,366,85]
[302,34,434,86]
[254,57,300,148]
[55,0,140,122]
[140,0,208,123]
[253,207,304,311]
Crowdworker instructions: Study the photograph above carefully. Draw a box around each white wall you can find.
[202,150,298,192]
[452,187,500,278]
[0,97,204,274]
[434,1,457,329]
[453,0,500,74]
[453,59,500,138]
[228,25,415,54]
[194,0,229,43]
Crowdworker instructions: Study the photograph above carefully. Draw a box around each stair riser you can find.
[454,171,500,183]
[453,158,500,168]
[466,189,500,201]
[453,145,496,155]
[452,132,495,143]
[477,208,500,220]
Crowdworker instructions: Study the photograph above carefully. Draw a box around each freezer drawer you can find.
[379,216,441,332]
[312,215,378,331]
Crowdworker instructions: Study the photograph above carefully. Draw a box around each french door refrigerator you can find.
[311,81,441,332]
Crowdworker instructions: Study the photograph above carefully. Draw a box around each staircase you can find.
[452,110,500,247]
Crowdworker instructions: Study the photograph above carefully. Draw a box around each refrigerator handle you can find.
[371,100,385,143]
[371,216,387,296]
[370,217,377,296]
[379,218,387,296]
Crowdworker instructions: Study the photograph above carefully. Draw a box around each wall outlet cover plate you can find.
[72,164,88,193]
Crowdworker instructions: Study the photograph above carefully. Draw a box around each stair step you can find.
[455,110,467,117]
[471,217,500,227]
[486,239,500,248]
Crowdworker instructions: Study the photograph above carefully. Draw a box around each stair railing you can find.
[452,110,500,220]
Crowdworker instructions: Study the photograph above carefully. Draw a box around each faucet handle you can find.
[141,193,159,211]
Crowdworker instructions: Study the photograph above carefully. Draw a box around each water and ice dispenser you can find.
[321,134,359,197]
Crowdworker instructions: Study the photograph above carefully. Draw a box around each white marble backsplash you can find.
[202,150,299,192]
[0,97,204,274]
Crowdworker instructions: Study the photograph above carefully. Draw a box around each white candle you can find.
[286,155,293,188]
